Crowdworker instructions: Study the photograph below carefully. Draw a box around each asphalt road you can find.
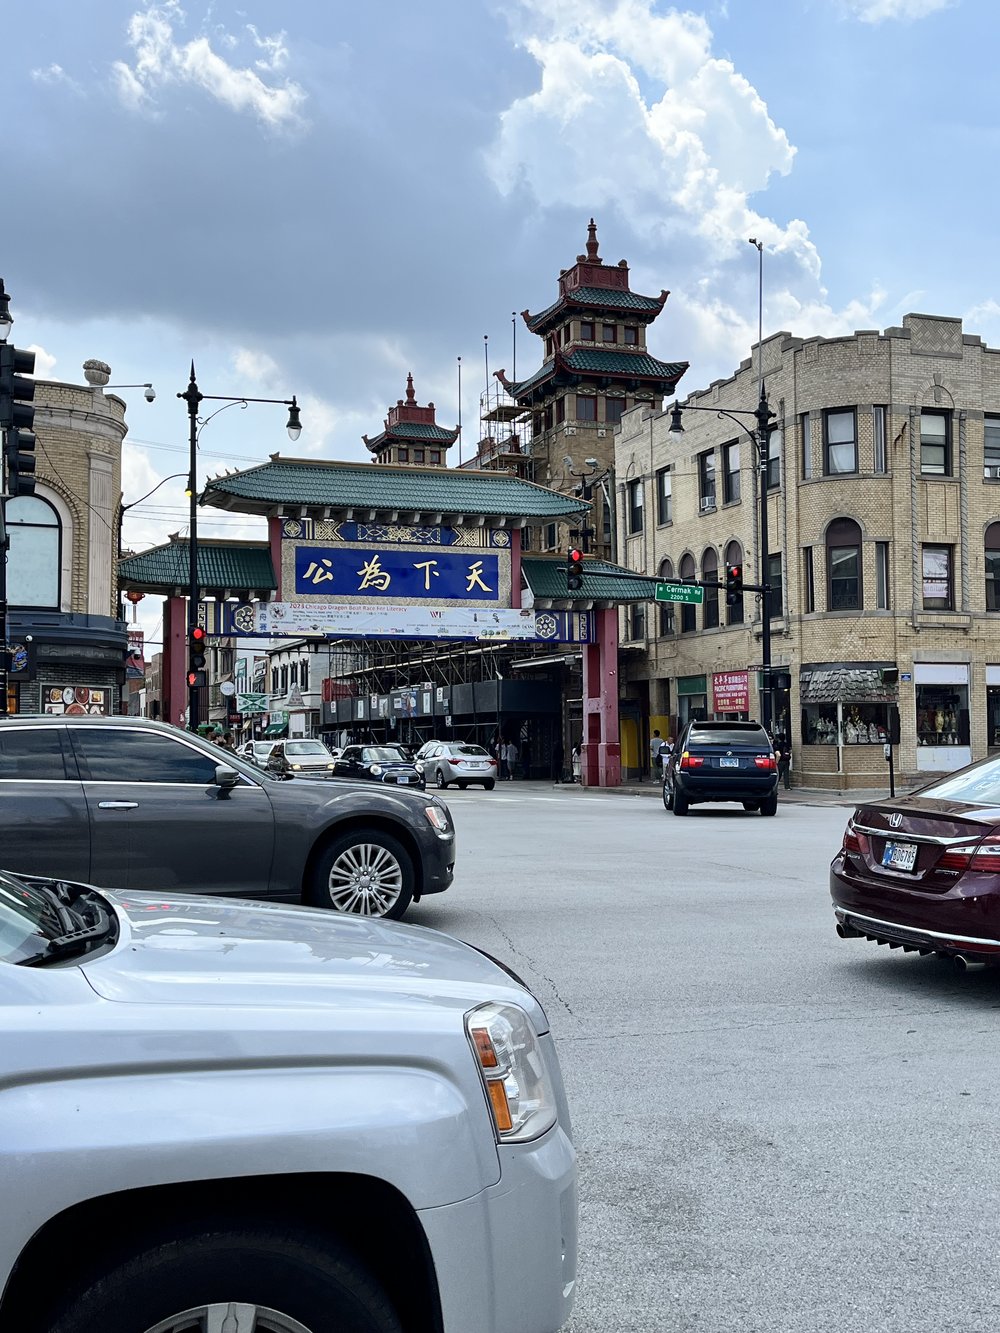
[407,784,1000,1333]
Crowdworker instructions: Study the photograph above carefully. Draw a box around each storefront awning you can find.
[263,721,288,738]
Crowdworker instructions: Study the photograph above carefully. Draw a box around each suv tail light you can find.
[679,752,703,770]
[754,755,777,770]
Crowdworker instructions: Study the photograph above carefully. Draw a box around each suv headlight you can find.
[369,763,383,775]
[466,1002,557,1142]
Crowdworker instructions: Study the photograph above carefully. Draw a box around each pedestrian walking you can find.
[649,729,666,779]
[504,739,518,780]
[552,739,565,783]
[497,739,509,781]
[776,737,792,790]
[571,744,581,783]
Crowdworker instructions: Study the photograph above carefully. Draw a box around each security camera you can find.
[562,455,574,468]
[144,385,156,402]
[584,457,599,467]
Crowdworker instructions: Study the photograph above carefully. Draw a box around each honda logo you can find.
[887,812,903,829]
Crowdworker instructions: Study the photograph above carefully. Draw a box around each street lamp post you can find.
[179,363,301,730]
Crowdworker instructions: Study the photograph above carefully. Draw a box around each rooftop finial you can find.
[586,218,600,261]
[405,372,415,403]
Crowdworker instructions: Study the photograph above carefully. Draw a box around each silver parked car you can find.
[239,739,277,767]
[266,738,338,777]
[0,869,578,1332]
[0,716,454,919]
[421,742,498,790]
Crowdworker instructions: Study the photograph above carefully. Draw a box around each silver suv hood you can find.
[81,891,546,1030]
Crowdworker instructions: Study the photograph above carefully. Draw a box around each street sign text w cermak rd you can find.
[655,582,704,605]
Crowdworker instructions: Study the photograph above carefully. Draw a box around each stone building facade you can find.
[614,313,1000,790]
[7,359,128,714]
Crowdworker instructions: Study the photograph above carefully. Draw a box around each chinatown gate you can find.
[118,457,658,787]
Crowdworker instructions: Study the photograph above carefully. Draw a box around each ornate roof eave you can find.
[523,288,670,335]
[363,423,460,454]
[497,355,689,406]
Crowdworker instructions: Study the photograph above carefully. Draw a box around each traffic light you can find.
[725,563,743,605]
[567,547,584,592]
[187,624,208,690]
[0,344,36,497]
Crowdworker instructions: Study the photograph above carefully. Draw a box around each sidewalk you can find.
[529,777,911,807]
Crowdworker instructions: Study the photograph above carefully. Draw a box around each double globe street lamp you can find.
[179,363,302,729]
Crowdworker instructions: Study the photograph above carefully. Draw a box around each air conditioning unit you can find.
[597,429,606,438]
[699,497,715,512]
[565,426,577,435]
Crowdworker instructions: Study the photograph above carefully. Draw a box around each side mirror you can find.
[215,765,240,790]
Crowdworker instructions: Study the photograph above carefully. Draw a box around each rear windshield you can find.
[686,726,771,748]
[919,758,1000,806]
[454,745,489,756]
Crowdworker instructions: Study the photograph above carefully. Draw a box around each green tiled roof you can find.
[522,557,658,603]
[526,286,666,330]
[506,349,687,400]
[118,539,276,593]
[202,459,588,518]
[366,421,458,444]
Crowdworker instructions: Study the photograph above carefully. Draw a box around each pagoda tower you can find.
[496,219,687,560]
[363,373,459,468]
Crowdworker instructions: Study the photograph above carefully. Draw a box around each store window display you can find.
[915,685,970,746]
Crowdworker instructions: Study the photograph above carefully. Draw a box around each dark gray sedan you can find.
[0,716,455,919]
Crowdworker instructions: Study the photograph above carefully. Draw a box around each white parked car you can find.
[239,739,277,767]
[420,742,498,790]
[0,868,578,1332]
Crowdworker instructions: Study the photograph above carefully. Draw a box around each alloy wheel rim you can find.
[327,842,404,915]
[143,1303,313,1333]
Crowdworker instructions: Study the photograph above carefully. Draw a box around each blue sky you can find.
[8,0,996,580]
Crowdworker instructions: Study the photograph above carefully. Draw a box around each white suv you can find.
[0,870,577,1333]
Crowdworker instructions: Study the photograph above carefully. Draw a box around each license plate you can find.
[719,757,739,768]
[882,841,918,872]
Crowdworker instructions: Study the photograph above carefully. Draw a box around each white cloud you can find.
[111,2,306,131]
[231,347,280,383]
[838,0,954,21]
[27,344,58,379]
[31,64,84,94]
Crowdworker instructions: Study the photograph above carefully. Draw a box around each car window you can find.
[686,726,770,748]
[455,745,488,757]
[362,747,406,763]
[72,729,224,784]
[339,748,359,760]
[0,728,67,780]
[920,758,1000,806]
[285,741,326,755]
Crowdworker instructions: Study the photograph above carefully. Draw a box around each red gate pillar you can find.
[162,595,188,729]
[581,606,620,787]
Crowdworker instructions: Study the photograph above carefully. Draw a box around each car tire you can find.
[662,782,674,811]
[742,801,759,812]
[435,768,449,790]
[308,829,414,919]
[46,1225,401,1333]
[457,782,468,790]
[672,791,689,816]
[759,795,778,816]
[483,780,496,790]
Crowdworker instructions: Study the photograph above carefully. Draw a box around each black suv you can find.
[663,720,778,816]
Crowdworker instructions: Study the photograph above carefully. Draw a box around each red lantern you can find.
[126,590,145,605]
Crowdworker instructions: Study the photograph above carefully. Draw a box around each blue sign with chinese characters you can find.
[294,546,501,602]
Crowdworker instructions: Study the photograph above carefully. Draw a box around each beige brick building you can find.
[614,314,1000,790]
[7,359,128,714]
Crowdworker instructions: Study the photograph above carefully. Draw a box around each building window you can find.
[301,660,309,691]
[766,430,781,490]
[722,442,740,504]
[627,479,644,534]
[7,495,61,609]
[624,326,638,345]
[725,541,744,625]
[576,395,597,422]
[555,397,565,424]
[605,396,625,425]
[767,553,783,619]
[601,323,617,343]
[546,336,554,357]
[532,413,543,438]
[824,409,857,475]
[875,541,891,609]
[826,517,863,611]
[679,554,697,633]
[656,467,672,525]
[413,448,425,463]
[658,559,675,635]
[397,447,409,462]
[698,450,716,510]
[920,410,951,476]
[544,406,553,431]
[629,602,645,640]
[916,680,969,747]
[702,548,719,629]
[800,413,812,480]
[985,417,1000,479]
[544,522,557,550]
[580,321,595,341]
[803,547,815,613]
[430,450,441,464]
[873,406,888,474]
[922,544,953,610]
[986,524,1000,610]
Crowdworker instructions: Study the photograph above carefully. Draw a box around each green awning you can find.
[263,722,287,738]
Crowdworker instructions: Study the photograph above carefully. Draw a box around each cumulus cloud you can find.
[231,347,280,383]
[111,2,306,130]
[31,64,85,94]
[838,0,954,21]
[27,345,58,379]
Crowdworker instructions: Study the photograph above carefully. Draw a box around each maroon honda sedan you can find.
[830,756,1000,971]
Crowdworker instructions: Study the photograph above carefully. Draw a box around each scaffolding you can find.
[460,379,532,476]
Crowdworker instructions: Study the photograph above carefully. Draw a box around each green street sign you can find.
[655,581,704,605]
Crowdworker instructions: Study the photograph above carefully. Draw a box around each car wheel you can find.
[662,781,673,811]
[483,780,496,790]
[46,1225,400,1333]
[759,795,778,816]
[457,782,468,790]
[435,768,449,790]
[672,790,689,816]
[742,801,759,812]
[308,829,414,919]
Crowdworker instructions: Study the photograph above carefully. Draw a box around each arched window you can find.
[826,517,863,611]
[725,541,745,625]
[987,523,1000,611]
[702,548,719,629]
[679,553,697,633]
[7,496,61,609]
[658,559,675,635]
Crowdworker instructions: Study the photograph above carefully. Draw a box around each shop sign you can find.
[254,602,537,640]
[712,670,749,714]
[294,547,501,602]
[43,686,109,716]
[236,692,268,715]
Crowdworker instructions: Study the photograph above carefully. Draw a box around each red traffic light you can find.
[189,625,207,644]
[569,548,583,563]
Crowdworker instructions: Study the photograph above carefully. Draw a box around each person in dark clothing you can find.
[776,737,792,790]
[552,740,565,783]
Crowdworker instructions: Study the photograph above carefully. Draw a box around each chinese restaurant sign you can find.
[295,547,500,602]
[712,670,749,714]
